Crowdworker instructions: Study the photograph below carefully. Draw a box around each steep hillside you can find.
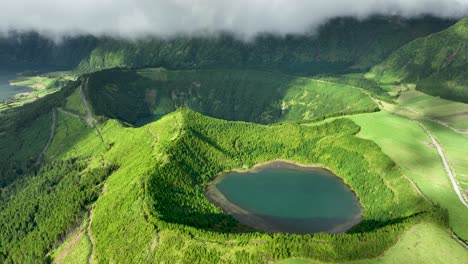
[367,18,468,102]
[77,16,454,74]
[0,17,454,75]
[84,68,378,125]
[0,32,97,67]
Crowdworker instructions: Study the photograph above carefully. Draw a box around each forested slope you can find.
[77,16,454,74]
[367,18,468,102]
[1,16,453,74]
[84,68,378,125]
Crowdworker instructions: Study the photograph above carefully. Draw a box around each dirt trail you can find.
[36,108,56,165]
[57,107,83,120]
[86,206,96,264]
[53,230,84,264]
[86,183,106,264]
[417,122,468,208]
[404,105,468,135]
[312,78,382,107]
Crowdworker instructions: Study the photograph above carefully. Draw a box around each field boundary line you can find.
[417,121,468,208]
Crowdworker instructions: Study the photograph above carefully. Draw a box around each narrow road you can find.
[79,79,95,127]
[36,108,56,165]
[417,122,468,208]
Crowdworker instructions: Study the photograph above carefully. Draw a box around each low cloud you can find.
[1,0,468,39]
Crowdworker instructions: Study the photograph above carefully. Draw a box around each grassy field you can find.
[348,111,468,240]
[11,76,58,89]
[422,120,468,193]
[0,87,60,111]
[0,72,75,112]
[279,222,468,264]
[63,88,87,116]
[397,88,468,131]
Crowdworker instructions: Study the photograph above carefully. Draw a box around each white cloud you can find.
[1,0,467,39]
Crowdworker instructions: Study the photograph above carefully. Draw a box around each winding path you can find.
[86,205,96,264]
[36,108,56,165]
[417,122,468,208]
[79,79,95,127]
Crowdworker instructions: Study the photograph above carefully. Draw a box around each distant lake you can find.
[0,65,69,102]
[0,69,32,101]
[207,161,362,234]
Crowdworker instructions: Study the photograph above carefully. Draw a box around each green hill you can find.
[0,66,464,263]
[0,99,444,262]
[367,18,468,102]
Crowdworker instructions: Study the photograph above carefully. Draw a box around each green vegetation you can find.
[0,100,449,263]
[348,111,468,240]
[422,120,468,191]
[0,71,76,112]
[396,87,468,131]
[367,18,468,102]
[53,108,443,263]
[0,159,117,263]
[280,222,468,264]
[85,68,377,125]
[1,16,467,263]
[76,17,454,74]
[313,74,395,102]
[0,81,77,186]
[48,219,92,264]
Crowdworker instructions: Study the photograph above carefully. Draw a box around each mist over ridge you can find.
[1,0,468,40]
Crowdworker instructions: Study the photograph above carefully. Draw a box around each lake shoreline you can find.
[206,159,363,234]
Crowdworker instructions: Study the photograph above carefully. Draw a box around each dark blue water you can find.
[215,161,362,233]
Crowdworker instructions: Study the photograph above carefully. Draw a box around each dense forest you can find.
[0,159,117,263]
[0,16,454,76]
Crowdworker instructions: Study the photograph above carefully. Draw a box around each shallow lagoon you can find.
[207,161,362,234]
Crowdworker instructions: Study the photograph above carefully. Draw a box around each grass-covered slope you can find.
[77,16,454,74]
[0,160,116,263]
[367,18,468,102]
[42,107,444,263]
[85,68,377,125]
[281,222,468,264]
